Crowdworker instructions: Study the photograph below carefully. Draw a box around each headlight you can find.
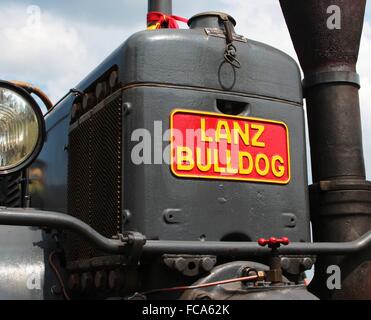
[0,81,45,175]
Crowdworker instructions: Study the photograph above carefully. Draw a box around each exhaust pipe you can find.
[148,0,172,15]
[280,0,371,299]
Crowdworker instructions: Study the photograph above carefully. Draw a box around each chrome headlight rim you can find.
[0,80,45,175]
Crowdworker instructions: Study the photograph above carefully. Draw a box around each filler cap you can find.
[188,11,236,30]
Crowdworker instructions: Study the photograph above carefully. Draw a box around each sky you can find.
[0,0,370,180]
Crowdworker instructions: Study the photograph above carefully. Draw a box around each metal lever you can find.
[219,14,241,69]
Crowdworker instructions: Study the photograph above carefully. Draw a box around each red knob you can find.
[258,237,290,248]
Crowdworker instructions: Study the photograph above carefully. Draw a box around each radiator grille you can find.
[66,93,123,263]
[0,173,22,207]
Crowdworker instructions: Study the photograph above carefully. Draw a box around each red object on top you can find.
[147,11,189,29]
[258,237,290,248]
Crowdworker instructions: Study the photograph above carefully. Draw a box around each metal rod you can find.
[143,231,371,256]
[148,0,172,14]
[11,80,54,111]
[0,208,370,257]
[0,208,126,254]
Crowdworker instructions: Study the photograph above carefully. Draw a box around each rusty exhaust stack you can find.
[148,0,172,15]
[280,0,371,299]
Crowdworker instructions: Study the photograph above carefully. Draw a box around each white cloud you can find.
[219,0,296,56]
[0,4,88,101]
[0,3,140,102]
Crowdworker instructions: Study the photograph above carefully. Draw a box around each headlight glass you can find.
[0,87,40,172]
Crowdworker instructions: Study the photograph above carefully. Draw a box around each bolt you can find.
[94,271,108,290]
[174,258,187,272]
[201,257,216,272]
[67,274,80,291]
[122,210,131,224]
[122,102,132,115]
[301,258,314,270]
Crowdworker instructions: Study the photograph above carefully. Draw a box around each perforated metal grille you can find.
[66,93,123,263]
[0,173,22,207]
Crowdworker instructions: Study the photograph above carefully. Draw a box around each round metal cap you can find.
[188,11,236,29]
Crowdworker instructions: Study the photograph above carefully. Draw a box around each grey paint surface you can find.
[17,18,313,300]
[122,86,310,242]
[30,23,309,245]
[76,28,303,104]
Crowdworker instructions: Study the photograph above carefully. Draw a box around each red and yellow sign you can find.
[170,109,291,184]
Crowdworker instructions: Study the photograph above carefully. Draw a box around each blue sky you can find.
[0,0,370,180]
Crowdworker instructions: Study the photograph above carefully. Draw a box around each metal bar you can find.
[0,208,126,254]
[148,0,172,14]
[10,80,54,111]
[143,231,371,256]
[0,208,370,257]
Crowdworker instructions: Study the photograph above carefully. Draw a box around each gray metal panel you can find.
[34,28,304,219]
[77,29,303,105]
[30,23,309,257]
[122,85,310,242]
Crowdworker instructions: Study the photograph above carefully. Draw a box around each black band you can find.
[303,71,361,89]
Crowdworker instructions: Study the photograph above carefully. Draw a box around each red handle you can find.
[258,237,290,249]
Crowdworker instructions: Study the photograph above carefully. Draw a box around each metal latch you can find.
[219,14,241,69]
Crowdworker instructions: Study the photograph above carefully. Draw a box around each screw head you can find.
[301,258,314,270]
[174,258,187,272]
[201,257,216,272]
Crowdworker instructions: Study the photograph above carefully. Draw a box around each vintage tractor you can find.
[0,0,370,300]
